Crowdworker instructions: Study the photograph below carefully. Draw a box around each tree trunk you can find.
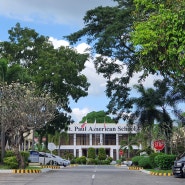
[14,148,25,169]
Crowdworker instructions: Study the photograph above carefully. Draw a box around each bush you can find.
[75,156,86,164]
[107,156,113,163]
[3,156,18,169]
[88,148,96,159]
[98,148,106,160]
[138,157,151,169]
[149,152,163,169]
[131,156,143,166]
[116,159,122,165]
[86,158,97,165]
[154,154,176,170]
[5,150,15,157]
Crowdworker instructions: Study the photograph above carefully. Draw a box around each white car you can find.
[52,155,70,167]
[39,152,63,166]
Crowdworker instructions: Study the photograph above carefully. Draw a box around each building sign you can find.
[68,123,139,134]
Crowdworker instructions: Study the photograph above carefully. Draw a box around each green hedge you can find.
[88,148,96,159]
[138,157,151,169]
[149,152,163,168]
[3,156,18,169]
[154,154,176,170]
[131,156,143,166]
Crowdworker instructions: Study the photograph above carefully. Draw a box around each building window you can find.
[104,134,116,145]
[76,134,89,145]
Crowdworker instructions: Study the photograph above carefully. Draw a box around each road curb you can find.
[12,169,41,173]
[41,165,61,169]
[150,171,172,176]
[128,166,143,170]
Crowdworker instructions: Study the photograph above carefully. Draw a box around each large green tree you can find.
[65,0,185,123]
[132,0,185,80]
[0,23,90,112]
[65,0,137,122]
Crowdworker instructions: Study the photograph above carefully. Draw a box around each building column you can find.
[100,134,103,145]
[116,134,119,160]
[79,148,82,157]
[90,134,92,146]
[73,134,76,157]
[110,148,113,158]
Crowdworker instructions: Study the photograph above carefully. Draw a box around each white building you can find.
[57,123,140,160]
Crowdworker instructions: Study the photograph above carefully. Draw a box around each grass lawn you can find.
[146,169,172,173]
[0,165,42,170]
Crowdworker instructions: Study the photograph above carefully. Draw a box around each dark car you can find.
[172,155,185,178]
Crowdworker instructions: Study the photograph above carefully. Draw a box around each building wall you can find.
[57,123,140,160]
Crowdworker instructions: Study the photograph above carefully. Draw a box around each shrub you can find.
[107,156,113,163]
[86,158,97,165]
[80,156,87,164]
[138,157,151,169]
[5,150,15,157]
[149,152,163,169]
[88,148,96,159]
[132,156,143,166]
[98,148,106,160]
[3,156,18,169]
[116,159,122,165]
[154,154,176,170]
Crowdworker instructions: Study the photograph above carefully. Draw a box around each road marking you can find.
[92,174,95,179]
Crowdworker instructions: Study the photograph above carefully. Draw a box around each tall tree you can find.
[130,84,163,146]
[65,0,137,122]
[0,82,56,168]
[65,0,185,123]
[0,23,90,112]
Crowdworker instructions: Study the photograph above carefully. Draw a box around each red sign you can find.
[119,149,124,155]
[153,140,165,151]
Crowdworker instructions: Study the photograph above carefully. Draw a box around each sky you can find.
[0,0,161,123]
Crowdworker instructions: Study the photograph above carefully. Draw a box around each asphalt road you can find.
[0,165,184,185]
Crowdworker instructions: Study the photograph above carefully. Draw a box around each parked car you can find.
[38,152,57,165]
[172,155,185,178]
[29,151,70,166]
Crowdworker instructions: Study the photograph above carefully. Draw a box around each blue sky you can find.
[0,0,162,123]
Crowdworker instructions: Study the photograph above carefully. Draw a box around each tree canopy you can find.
[0,23,90,112]
[65,0,185,122]
[80,110,115,123]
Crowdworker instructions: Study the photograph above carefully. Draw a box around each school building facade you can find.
[58,123,140,160]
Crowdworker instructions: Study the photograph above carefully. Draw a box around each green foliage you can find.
[107,156,113,163]
[132,0,185,80]
[75,156,86,164]
[149,152,163,169]
[138,157,151,169]
[88,147,96,159]
[154,154,176,170]
[98,148,106,160]
[20,151,30,163]
[3,156,18,169]
[5,150,15,157]
[80,111,115,123]
[116,159,122,165]
[86,158,97,165]
[131,156,143,166]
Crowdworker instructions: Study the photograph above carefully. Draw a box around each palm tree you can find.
[131,84,163,147]
[153,78,179,153]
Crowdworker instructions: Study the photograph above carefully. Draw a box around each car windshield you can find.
[178,156,185,162]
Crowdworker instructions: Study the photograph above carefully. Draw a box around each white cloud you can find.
[71,107,90,123]
[49,37,69,48]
